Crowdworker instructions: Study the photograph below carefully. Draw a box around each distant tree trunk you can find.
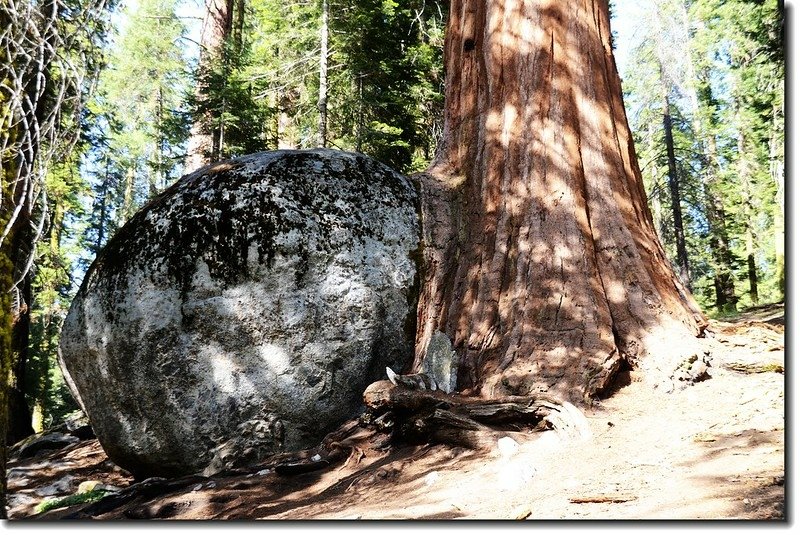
[736,110,758,306]
[233,0,246,52]
[185,0,234,172]
[414,0,706,402]
[662,94,690,290]
[154,85,164,195]
[317,0,329,147]
[277,90,297,149]
[700,133,737,313]
[218,94,226,159]
[121,164,136,224]
[355,74,365,152]
[769,102,784,299]
[96,157,111,251]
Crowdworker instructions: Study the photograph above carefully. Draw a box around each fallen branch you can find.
[569,495,636,504]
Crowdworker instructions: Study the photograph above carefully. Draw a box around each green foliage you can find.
[14,0,190,432]
[81,0,191,257]
[26,158,87,429]
[698,0,784,308]
[242,0,446,172]
[188,2,270,161]
[327,0,445,171]
[622,0,783,315]
[92,0,191,210]
[34,488,111,515]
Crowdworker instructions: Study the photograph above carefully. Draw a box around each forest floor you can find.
[6,303,786,521]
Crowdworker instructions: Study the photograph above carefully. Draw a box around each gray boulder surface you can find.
[59,149,420,478]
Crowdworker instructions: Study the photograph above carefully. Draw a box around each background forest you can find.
[0,0,785,440]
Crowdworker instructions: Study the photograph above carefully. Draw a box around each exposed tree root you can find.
[52,420,373,519]
[362,380,591,451]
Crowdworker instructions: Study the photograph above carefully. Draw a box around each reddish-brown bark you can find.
[414,0,706,402]
[185,0,235,172]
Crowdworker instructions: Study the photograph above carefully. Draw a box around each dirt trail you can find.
[6,304,785,520]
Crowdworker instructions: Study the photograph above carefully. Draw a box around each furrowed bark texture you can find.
[414,0,706,401]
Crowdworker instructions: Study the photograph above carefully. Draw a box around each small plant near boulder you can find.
[34,488,111,515]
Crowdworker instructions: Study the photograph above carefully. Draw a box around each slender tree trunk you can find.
[736,112,758,306]
[356,74,365,152]
[96,157,111,251]
[317,0,329,147]
[414,0,706,402]
[701,134,737,313]
[770,103,784,299]
[233,0,246,52]
[121,164,136,225]
[185,0,234,172]
[277,91,295,149]
[218,95,226,160]
[662,94,690,289]
[155,85,164,194]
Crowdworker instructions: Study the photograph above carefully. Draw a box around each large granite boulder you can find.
[59,149,420,478]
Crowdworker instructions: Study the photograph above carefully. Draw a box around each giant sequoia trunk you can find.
[413,0,707,402]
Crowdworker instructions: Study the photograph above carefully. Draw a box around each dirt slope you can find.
[6,304,785,520]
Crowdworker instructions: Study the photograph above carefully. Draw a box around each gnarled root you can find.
[362,380,591,451]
